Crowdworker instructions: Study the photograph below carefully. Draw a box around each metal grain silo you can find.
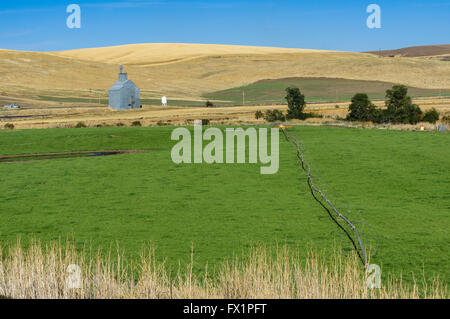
[108,65,141,110]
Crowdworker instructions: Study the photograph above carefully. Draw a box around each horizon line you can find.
[2,42,449,54]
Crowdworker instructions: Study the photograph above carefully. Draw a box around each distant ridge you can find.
[1,43,450,102]
[366,44,450,57]
[53,43,331,65]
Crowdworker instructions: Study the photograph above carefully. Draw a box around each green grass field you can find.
[0,126,448,284]
[203,77,450,105]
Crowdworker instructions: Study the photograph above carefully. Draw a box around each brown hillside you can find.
[0,44,449,104]
[366,44,450,57]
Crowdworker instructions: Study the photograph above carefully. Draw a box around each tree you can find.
[205,100,214,108]
[346,93,378,122]
[384,85,422,124]
[386,85,410,111]
[423,108,440,124]
[285,87,306,120]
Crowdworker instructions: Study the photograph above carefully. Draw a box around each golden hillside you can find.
[1,43,450,103]
[53,43,329,65]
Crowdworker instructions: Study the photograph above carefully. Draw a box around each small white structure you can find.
[162,96,167,106]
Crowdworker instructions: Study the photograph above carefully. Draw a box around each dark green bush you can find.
[422,108,440,124]
[264,109,286,122]
[205,101,214,107]
[131,121,142,127]
[442,115,450,123]
[255,110,264,119]
[75,122,86,128]
[4,123,14,130]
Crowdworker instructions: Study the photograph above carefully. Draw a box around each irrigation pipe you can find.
[281,127,368,268]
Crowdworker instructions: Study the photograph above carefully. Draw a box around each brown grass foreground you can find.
[0,241,447,299]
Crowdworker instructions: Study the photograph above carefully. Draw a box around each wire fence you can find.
[281,127,368,267]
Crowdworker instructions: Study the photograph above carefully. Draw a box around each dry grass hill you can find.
[53,43,328,66]
[1,43,450,106]
[366,44,450,58]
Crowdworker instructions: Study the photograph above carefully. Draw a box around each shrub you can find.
[202,119,210,126]
[264,109,286,122]
[116,123,125,127]
[422,108,440,124]
[285,87,306,120]
[4,123,14,130]
[403,103,423,124]
[75,122,86,128]
[255,110,264,119]
[205,100,214,108]
[131,121,142,127]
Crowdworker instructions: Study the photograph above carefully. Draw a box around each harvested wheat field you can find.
[1,43,450,105]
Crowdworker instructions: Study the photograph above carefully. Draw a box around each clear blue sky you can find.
[0,0,449,52]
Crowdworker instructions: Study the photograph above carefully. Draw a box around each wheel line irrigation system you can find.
[280,127,369,268]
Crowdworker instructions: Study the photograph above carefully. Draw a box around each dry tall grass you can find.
[0,241,447,299]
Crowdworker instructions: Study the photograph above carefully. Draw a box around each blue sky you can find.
[0,0,449,52]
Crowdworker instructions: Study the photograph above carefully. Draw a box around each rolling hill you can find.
[53,43,329,66]
[1,43,450,106]
[366,44,450,58]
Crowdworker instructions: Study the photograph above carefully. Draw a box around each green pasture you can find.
[0,126,448,284]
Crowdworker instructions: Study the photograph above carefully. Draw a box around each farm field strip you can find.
[2,96,450,130]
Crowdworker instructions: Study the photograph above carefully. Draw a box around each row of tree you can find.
[347,85,440,124]
[258,85,440,124]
